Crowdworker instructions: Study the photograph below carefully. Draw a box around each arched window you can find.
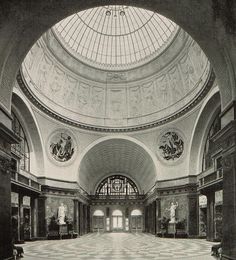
[93,210,104,216]
[95,175,139,196]
[202,111,221,171]
[112,210,123,216]
[131,209,142,216]
[11,112,30,172]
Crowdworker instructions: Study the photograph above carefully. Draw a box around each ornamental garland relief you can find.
[158,131,184,161]
[49,131,76,163]
[22,40,209,126]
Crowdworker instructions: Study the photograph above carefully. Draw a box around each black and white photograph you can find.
[0,1,235,260]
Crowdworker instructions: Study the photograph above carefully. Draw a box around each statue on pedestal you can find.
[57,203,66,225]
[167,202,178,223]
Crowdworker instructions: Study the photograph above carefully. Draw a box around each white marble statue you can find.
[167,202,178,223]
[58,203,66,225]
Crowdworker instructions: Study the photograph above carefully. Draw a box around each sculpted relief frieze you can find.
[22,40,210,127]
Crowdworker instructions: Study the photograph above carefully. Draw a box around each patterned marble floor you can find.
[21,233,217,260]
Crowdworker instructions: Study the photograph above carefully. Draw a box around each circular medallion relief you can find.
[158,131,184,162]
[48,130,76,163]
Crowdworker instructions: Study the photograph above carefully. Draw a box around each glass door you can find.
[112,210,123,231]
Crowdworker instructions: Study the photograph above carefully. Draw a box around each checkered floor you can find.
[21,233,216,260]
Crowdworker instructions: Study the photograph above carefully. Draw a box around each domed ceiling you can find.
[20,5,213,131]
[53,5,178,70]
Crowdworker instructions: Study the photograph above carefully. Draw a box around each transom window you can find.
[11,112,30,172]
[96,175,139,196]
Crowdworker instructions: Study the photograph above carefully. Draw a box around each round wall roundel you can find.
[158,131,184,161]
[49,131,76,163]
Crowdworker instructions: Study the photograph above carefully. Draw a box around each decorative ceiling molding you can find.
[17,69,215,132]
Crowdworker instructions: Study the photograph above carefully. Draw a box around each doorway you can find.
[92,210,105,232]
[112,210,123,231]
[131,209,143,232]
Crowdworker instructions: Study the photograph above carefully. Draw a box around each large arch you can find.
[189,86,221,175]
[11,89,45,175]
[0,0,235,117]
[77,136,159,194]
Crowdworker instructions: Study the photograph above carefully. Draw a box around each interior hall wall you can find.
[160,193,197,236]
[14,84,213,193]
[38,195,74,237]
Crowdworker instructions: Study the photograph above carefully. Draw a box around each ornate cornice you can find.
[41,185,90,204]
[145,183,198,204]
[17,69,215,133]
[0,122,20,144]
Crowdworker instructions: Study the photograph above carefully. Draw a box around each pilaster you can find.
[0,122,20,259]
[214,119,236,259]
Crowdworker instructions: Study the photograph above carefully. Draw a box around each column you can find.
[206,192,215,241]
[0,121,20,259]
[144,205,148,232]
[87,205,90,233]
[188,194,198,237]
[31,197,38,238]
[73,200,79,233]
[83,204,87,234]
[37,196,47,237]
[215,119,236,259]
[77,201,81,236]
[222,151,236,259]
[148,204,152,233]
[0,155,13,259]
[79,202,84,235]
[155,199,161,235]
[217,120,236,259]
[19,193,24,242]
[152,201,156,234]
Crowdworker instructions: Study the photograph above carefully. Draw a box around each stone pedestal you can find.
[168,222,176,235]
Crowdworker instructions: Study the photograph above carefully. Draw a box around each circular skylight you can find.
[53,5,178,70]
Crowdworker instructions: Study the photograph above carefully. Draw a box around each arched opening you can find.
[78,137,158,193]
[189,89,221,175]
[112,209,123,231]
[130,209,143,233]
[11,112,30,172]
[95,175,139,197]
[92,210,105,232]
[131,209,142,216]
[11,91,45,175]
[93,210,104,216]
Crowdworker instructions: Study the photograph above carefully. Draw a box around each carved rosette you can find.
[47,129,77,165]
[157,130,184,163]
